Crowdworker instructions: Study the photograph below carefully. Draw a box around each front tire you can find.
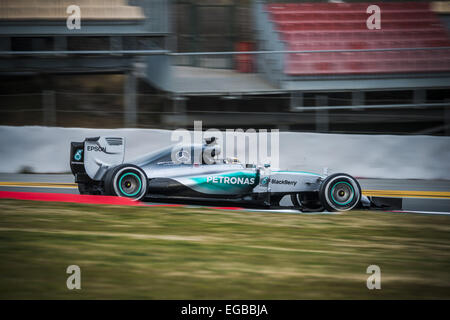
[104,164,148,201]
[319,173,361,212]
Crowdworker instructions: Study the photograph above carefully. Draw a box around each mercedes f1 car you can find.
[70,136,375,212]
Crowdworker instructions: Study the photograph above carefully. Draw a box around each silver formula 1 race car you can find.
[70,136,374,212]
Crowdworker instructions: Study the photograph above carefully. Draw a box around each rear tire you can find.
[104,164,148,201]
[319,173,361,212]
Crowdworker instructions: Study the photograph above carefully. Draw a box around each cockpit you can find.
[134,136,243,167]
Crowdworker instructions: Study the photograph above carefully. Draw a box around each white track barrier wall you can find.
[0,126,449,180]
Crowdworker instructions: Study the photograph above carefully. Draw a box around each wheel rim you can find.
[118,172,142,197]
[330,181,354,205]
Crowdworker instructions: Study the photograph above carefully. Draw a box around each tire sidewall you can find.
[105,164,148,200]
[319,173,361,212]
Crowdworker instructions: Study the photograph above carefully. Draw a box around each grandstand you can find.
[254,1,450,88]
[160,1,450,134]
[0,1,449,134]
[271,2,450,75]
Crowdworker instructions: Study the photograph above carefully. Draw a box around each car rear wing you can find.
[70,136,125,181]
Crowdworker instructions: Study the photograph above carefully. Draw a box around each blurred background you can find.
[0,0,449,135]
[1,1,450,300]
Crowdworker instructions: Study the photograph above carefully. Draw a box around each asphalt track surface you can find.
[0,173,449,214]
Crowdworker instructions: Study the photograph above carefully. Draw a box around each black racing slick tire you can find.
[104,164,148,201]
[319,173,361,212]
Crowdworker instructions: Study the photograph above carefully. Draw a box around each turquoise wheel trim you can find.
[118,172,142,197]
[331,181,354,206]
